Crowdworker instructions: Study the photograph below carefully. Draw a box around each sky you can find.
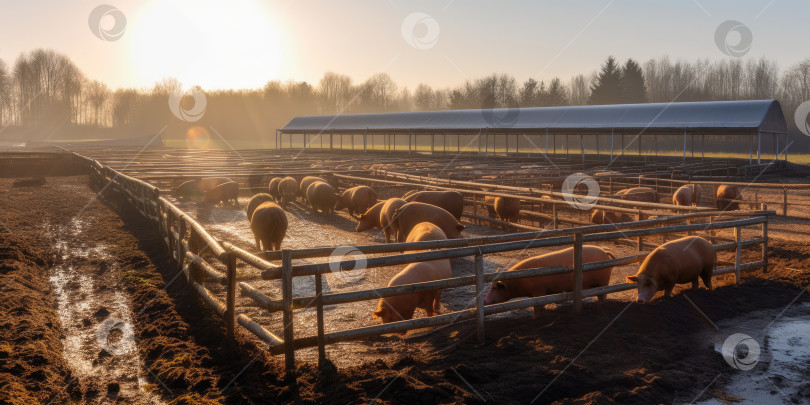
[0,0,808,91]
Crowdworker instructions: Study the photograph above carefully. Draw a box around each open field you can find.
[1,148,810,404]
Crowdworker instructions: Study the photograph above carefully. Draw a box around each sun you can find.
[130,0,284,90]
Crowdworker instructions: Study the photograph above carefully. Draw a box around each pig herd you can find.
[174,176,739,327]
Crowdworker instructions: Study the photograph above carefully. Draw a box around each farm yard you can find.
[1,144,809,404]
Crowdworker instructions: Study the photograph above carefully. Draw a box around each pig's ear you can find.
[359,214,366,220]
[372,308,384,319]
[626,275,639,283]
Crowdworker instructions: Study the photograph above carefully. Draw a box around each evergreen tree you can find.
[588,56,622,105]
[620,58,647,103]
[546,78,569,106]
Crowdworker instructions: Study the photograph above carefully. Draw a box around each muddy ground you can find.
[1,175,809,404]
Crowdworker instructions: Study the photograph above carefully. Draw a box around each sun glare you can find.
[130,0,283,90]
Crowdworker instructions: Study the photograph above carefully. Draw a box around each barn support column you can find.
[775,132,779,161]
[784,133,789,161]
[757,130,761,164]
[610,129,614,161]
[477,129,482,158]
[580,134,585,165]
[363,129,367,153]
[702,134,705,160]
[749,130,753,164]
[329,130,334,151]
[545,128,549,156]
[431,134,435,154]
[408,130,412,154]
[683,129,687,161]
[596,133,600,157]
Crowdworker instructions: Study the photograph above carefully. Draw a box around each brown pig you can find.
[268,177,283,202]
[246,193,274,221]
[613,187,659,204]
[405,222,448,243]
[373,223,451,328]
[173,180,201,199]
[203,181,239,207]
[715,185,741,211]
[590,209,632,224]
[391,202,464,242]
[380,198,408,243]
[355,200,386,232]
[673,184,701,207]
[250,202,288,251]
[197,177,233,192]
[306,181,337,215]
[484,196,497,218]
[335,186,378,217]
[300,176,329,202]
[403,191,464,220]
[278,177,299,206]
[483,246,616,317]
[626,236,715,303]
[494,197,521,222]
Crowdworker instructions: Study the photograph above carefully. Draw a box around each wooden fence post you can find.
[281,250,296,378]
[783,187,788,216]
[177,219,186,272]
[761,219,768,273]
[637,211,644,251]
[226,253,237,338]
[167,211,175,256]
[315,273,326,366]
[552,204,558,230]
[735,226,742,285]
[473,194,479,225]
[474,252,485,343]
[573,233,583,313]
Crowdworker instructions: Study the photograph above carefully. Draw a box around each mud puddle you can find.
[696,302,810,404]
[49,218,163,403]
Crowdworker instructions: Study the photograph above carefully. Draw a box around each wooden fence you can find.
[72,151,770,380]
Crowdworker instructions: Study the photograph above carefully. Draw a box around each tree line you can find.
[0,48,809,143]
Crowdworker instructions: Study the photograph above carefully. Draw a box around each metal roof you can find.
[280,100,787,134]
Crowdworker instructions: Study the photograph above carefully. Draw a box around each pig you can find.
[373,224,451,327]
[484,196,497,217]
[300,176,329,202]
[391,202,465,242]
[405,222,448,243]
[355,200,386,232]
[494,197,521,222]
[250,202,288,251]
[590,209,632,224]
[173,179,201,199]
[380,198,408,243]
[197,177,233,192]
[334,186,378,217]
[715,185,741,211]
[203,181,239,207]
[483,246,616,317]
[402,190,420,199]
[403,191,464,220]
[626,236,715,303]
[278,177,299,206]
[673,184,701,207]
[306,181,338,215]
[246,193,274,221]
[613,187,659,204]
[268,177,283,202]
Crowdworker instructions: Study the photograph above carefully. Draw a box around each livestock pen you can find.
[67,149,774,380]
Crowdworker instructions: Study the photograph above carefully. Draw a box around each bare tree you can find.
[86,80,109,126]
[317,72,352,113]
